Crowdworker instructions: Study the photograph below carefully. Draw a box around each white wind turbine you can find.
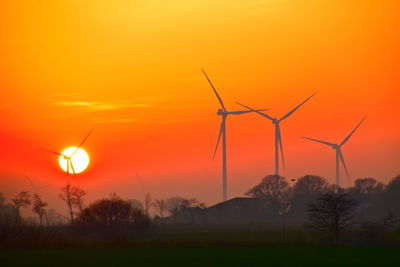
[237,93,315,176]
[302,117,366,191]
[202,69,269,201]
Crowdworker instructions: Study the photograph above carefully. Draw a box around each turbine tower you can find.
[202,69,268,201]
[237,93,315,176]
[302,117,366,190]
[41,130,92,177]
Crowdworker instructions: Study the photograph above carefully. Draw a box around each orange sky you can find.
[0,0,399,212]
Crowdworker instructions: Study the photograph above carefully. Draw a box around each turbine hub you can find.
[217,109,225,115]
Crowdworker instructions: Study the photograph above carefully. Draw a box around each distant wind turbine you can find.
[302,117,366,190]
[41,130,92,177]
[202,69,269,201]
[237,93,315,176]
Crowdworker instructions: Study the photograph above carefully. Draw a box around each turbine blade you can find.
[277,124,285,169]
[338,149,350,184]
[279,93,316,122]
[236,102,274,121]
[212,119,225,160]
[40,148,63,156]
[71,130,93,156]
[201,69,227,111]
[70,160,77,177]
[66,159,70,174]
[229,109,270,115]
[340,117,366,146]
[302,136,336,147]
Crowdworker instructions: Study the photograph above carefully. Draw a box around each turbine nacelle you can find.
[236,92,316,175]
[41,130,93,177]
[217,109,226,115]
[302,117,366,189]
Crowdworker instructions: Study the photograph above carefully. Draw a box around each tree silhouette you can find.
[0,193,14,226]
[352,178,384,194]
[32,193,48,227]
[153,199,167,218]
[59,184,87,223]
[78,193,149,227]
[59,183,75,223]
[307,193,358,243]
[246,175,292,215]
[71,186,86,215]
[11,191,31,223]
[144,193,152,218]
[293,175,329,196]
[385,175,400,194]
[383,175,400,215]
[128,199,144,211]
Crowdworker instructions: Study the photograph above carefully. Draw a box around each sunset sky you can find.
[0,0,399,212]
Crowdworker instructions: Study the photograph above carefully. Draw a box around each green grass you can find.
[1,246,399,266]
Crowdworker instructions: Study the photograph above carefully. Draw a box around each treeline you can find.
[247,174,400,242]
[1,174,400,227]
[247,174,400,222]
[0,183,205,228]
[1,174,400,247]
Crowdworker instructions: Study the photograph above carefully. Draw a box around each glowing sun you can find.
[58,147,90,174]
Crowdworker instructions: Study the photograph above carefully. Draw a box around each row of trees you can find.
[73,192,205,226]
[0,182,206,228]
[0,191,50,226]
[246,174,400,242]
[2,174,399,229]
[246,174,400,217]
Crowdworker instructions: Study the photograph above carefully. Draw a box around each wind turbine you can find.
[202,69,269,201]
[41,130,92,177]
[237,93,315,176]
[302,117,366,191]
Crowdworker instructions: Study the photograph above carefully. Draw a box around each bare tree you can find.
[352,177,384,194]
[307,193,358,243]
[32,193,48,227]
[293,175,329,196]
[11,191,31,223]
[144,193,152,218]
[59,183,74,223]
[71,186,86,215]
[153,199,167,218]
[128,199,144,211]
[246,175,291,215]
[59,183,87,223]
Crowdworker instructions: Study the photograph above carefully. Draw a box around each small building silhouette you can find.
[157,197,273,225]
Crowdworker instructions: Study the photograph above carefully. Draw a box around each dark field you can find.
[2,226,400,266]
[1,245,400,266]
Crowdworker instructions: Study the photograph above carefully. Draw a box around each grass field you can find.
[1,245,400,266]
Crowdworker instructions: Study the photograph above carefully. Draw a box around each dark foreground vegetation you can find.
[1,174,400,265]
[2,245,400,266]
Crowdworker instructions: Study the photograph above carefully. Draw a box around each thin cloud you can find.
[52,101,151,110]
